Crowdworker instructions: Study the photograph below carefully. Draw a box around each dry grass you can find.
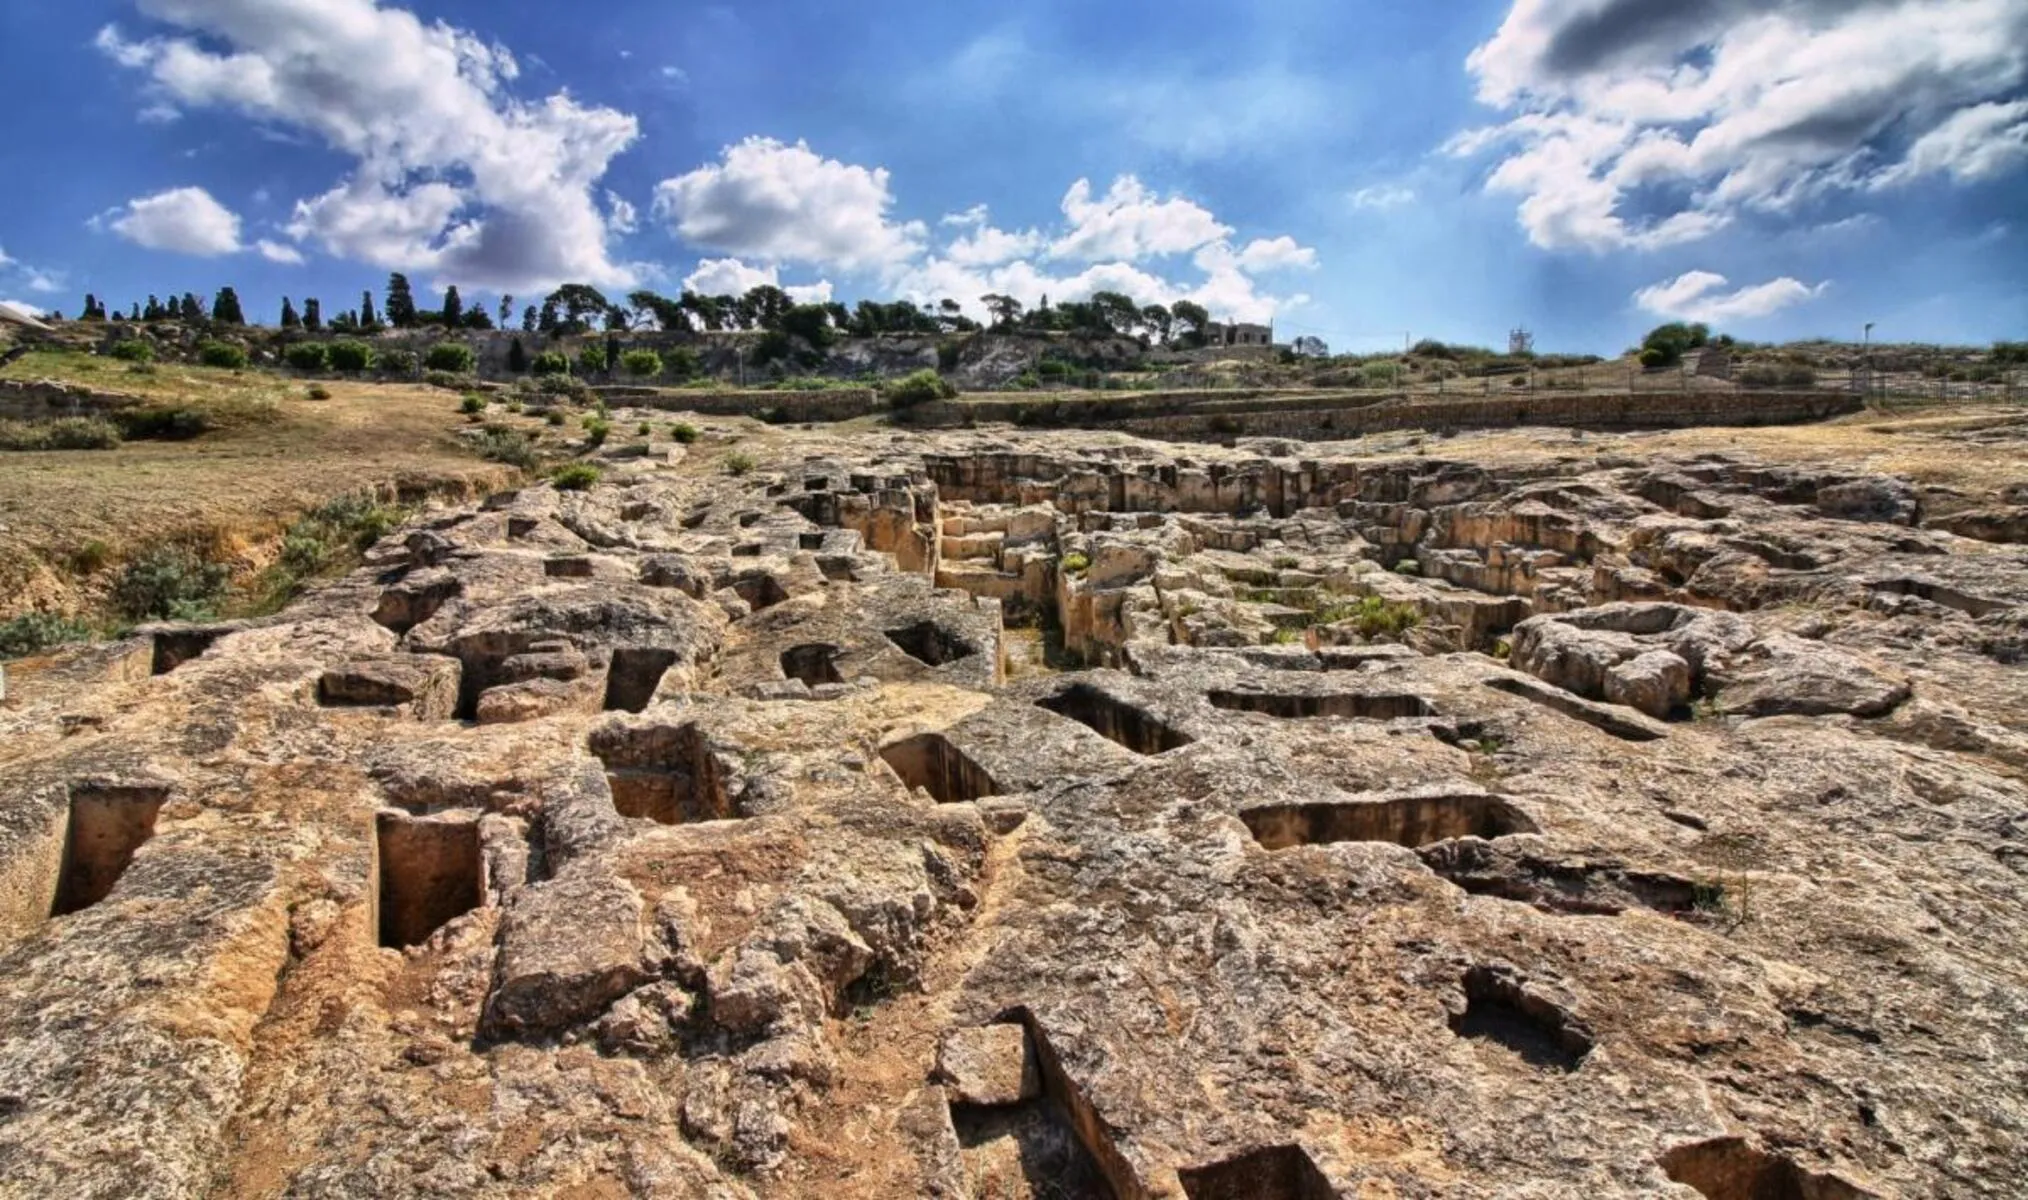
[0,353,531,618]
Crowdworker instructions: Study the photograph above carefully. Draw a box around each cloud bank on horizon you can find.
[5,0,2019,345]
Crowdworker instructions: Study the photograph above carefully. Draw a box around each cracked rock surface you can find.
[1,416,2025,1198]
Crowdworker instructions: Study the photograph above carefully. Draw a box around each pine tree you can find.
[538,299,559,333]
[498,295,514,327]
[507,336,529,373]
[211,287,245,325]
[303,298,322,332]
[281,297,301,330]
[129,303,140,321]
[360,290,380,330]
[80,294,103,321]
[384,273,417,329]
[442,285,463,329]
[522,306,537,333]
[180,293,205,323]
[144,295,163,321]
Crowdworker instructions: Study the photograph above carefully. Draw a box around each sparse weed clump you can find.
[0,417,123,451]
[1314,595,1424,640]
[582,416,612,447]
[724,450,756,476]
[475,425,537,469]
[306,385,333,401]
[1060,551,1092,576]
[669,422,700,444]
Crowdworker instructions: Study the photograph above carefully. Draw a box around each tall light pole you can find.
[1863,322,1874,400]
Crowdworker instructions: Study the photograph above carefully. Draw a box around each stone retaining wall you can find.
[596,386,881,422]
[911,389,1860,441]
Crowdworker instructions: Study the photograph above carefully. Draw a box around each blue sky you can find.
[1,0,2023,353]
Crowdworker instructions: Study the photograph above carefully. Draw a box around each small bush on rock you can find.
[109,340,155,363]
[669,422,700,444]
[884,369,956,409]
[112,546,231,621]
[551,463,601,491]
[0,612,94,660]
[621,349,663,378]
[285,343,331,371]
[476,426,537,469]
[425,343,476,374]
[198,342,249,370]
[329,341,374,373]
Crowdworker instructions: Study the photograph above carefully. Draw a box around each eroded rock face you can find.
[0,420,2024,1199]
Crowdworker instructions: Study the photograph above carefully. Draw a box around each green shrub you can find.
[666,347,701,381]
[329,341,374,372]
[0,612,94,660]
[636,421,652,435]
[424,370,468,390]
[306,385,333,401]
[111,546,231,621]
[1014,371,1041,390]
[113,407,210,441]
[1060,551,1091,575]
[109,340,155,363]
[425,342,476,373]
[198,341,249,370]
[1361,361,1399,388]
[460,394,486,415]
[1394,559,1421,577]
[724,450,756,476]
[884,369,956,409]
[537,374,589,401]
[545,408,568,427]
[530,350,571,376]
[1036,359,1071,379]
[504,399,524,414]
[0,417,122,451]
[577,343,609,375]
[378,348,419,376]
[582,416,612,447]
[669,422,700,444]
[621,349,663,378]
[477,426,537,469]
[551,463,601,491]
[937,340,962,371]
[1314,595,1424,640]
[1638,347,1668,369]
[285,343,331,371]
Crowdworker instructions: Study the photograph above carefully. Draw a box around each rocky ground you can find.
[1,409,2025,1198]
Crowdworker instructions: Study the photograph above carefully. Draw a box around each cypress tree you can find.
[211,287,245,325]
[384,274,416,328]
[180,293,205,323]
[507,336,529,373]
[360,290,379,330]
[281,297,301,329]
[303,297,322,332]
[441,285,462,329]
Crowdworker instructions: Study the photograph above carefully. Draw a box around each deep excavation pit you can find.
[879,732,1000,804]
[1178,1144,1337,1200]
[601,647,677,713]
[1658,1136,1878,1200]
[374,811,483,949]
[1036,684,1194,754]
[885,621,979,667]
[1448,965,1595,1072]
[1243,792,1538,850]
[50,782,170,916]
[1207,690,1437,720]
[587,722,733,824]
[780,643,845,687]
[150,628,227,675]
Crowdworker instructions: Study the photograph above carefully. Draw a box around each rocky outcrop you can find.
[0,421,2023,1198]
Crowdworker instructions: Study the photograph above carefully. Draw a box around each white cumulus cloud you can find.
[1456,0,2028,251]
[256,239,305,265]
[103,186,243,256]
[653,138,927,273]
[1634,270,1826,323]
[97,0,640,291]
[680,257,832,304]
[1350,184,1417,210]
[1050,176,1232,262]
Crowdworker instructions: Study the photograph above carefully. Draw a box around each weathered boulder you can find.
[935,1024,1038,1106]
[483,867,657,1038]
[1603,649,1692,720]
